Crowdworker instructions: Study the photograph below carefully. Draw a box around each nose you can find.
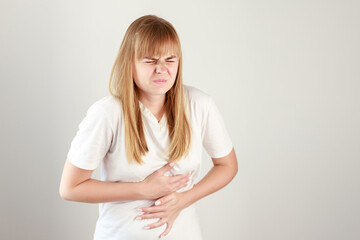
[155,62,166,74]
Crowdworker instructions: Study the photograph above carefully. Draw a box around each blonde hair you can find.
[109,15,192,165]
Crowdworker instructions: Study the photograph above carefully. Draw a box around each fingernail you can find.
[145,226,150,230]
[135,216,141,220]
[138,208,143,212]
[155,200,161,205]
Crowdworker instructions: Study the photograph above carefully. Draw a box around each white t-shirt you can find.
[67,84,233,240]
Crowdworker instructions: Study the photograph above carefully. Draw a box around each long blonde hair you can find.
[109,15,192,165]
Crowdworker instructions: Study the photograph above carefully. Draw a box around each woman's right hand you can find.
[141,162,190,200]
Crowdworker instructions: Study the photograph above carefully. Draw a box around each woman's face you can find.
[133,52,179,100]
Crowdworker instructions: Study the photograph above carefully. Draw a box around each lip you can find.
[153,79,167,84]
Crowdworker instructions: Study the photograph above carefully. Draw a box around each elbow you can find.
[229,162,238,180]
[233,164,238,177]
[231,150,238,177]
[234,157,239,176]
[230,156,238,179]
[59,188,67,200]
[59,185,72,201]
[234,158,238,174]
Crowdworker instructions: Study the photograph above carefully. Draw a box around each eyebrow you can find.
[143,55,177,60]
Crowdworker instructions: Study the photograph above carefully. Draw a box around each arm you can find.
[59,158,143,203]
[59,158,189,203]
[181,147,238,208]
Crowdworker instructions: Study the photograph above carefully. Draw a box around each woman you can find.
[60,14,238,240]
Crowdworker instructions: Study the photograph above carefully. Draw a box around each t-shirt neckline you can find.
[138,100,167,126]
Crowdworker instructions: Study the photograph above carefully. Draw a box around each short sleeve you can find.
[201,96,233,158]
[67,103,113,170]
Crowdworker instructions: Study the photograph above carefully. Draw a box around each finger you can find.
[145,218,166,230]
[155,194,172,206]
[136,212,163,220]
[160,222,173,238]
[168,172,190,184]
[141,205,167,213]
[172,176,190,191]
[157,162,175,175]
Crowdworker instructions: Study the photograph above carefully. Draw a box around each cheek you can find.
[136,67,153,79]
[170,65,179,75]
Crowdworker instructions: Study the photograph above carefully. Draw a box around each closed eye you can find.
[145,61,176,63]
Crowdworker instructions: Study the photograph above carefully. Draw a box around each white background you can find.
[1,0,359,239]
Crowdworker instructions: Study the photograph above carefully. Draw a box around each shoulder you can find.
[91,95,122,112]
[183,84,212,104]
[183,84,213,111]
[87,95,123,123]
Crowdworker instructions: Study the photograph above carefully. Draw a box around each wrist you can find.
[136,181,151,200]
[179,189,195,209]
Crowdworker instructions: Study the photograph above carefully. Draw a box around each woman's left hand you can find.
[137,191,187,238]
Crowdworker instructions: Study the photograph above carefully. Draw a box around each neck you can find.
[138,94,166,120]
